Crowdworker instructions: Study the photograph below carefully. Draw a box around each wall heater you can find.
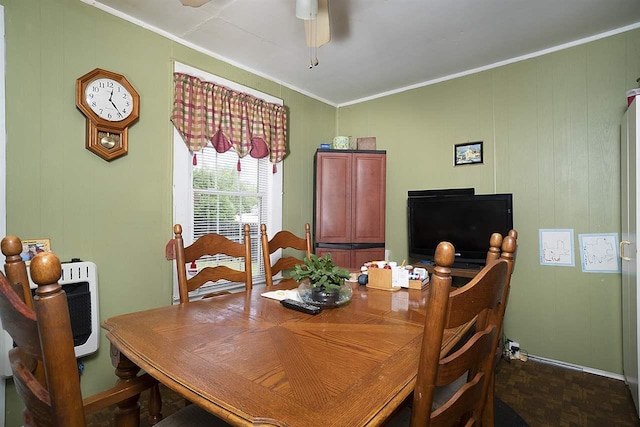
[0,260,99,377]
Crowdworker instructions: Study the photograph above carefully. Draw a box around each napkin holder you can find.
[366,268,426,291]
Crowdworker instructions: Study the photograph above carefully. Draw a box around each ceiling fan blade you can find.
[180,0,210,7]
[304,0,330,47]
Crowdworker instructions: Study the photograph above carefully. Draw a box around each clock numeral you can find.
[92,86,99,92]
[91,102,97,107]
[117,112,122,119]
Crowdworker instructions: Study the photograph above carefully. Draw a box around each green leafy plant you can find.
[291,253,351,293]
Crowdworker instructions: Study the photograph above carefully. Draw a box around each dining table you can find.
[102,280,471,427]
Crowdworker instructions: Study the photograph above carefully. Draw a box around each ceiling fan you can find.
[178,0,330,67]
[178,0,330,48]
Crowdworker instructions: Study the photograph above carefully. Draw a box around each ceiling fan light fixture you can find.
[296,0,318,20]
[179,0,211,7]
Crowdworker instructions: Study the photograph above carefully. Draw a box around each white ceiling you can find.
[85,0,640,106]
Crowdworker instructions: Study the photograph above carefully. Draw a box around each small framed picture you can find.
[20,238,52,265]
[454,141,483,166]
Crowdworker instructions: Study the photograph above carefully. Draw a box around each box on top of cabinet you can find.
[357,137,376,150]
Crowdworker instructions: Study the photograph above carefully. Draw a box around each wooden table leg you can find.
[110,343,162,427]
[111,344,143,427]
[148,383,163,425]
[110,344,164,426]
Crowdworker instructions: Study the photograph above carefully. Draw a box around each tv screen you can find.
[408,193,513,265]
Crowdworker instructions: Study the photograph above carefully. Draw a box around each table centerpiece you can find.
[292,253,352,307]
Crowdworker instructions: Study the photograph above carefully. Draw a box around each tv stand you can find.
[417,261,482,287]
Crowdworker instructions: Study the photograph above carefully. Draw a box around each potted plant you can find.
[292,253,351,305]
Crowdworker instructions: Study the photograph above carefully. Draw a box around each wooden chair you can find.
[386,240,509,427]
[260,223,312,287]
[173,223,253,303]
[0,248,162,427]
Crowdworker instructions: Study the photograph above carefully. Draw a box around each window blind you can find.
[192,147,269,283]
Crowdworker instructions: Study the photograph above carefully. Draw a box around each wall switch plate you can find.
[508,341,520,360]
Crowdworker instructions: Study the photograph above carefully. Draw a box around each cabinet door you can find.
[316,247,384,269]
[315,152,352,243]
[351,248,385,269]
[315,247,351,268]
[352,153,386,243]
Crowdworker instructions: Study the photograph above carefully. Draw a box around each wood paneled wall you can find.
[338,29,640,373]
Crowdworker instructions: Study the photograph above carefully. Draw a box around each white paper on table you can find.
[391,266,409,288]
[261,289,302,302]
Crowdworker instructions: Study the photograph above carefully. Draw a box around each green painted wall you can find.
[1,0,334,424]
[4,0,640,424]
[338,29,640,374]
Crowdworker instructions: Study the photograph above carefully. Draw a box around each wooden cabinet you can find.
[314,150,386,268]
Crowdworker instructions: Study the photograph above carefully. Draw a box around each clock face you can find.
[84,78,134,122]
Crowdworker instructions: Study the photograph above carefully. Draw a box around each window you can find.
[172,63,282,302]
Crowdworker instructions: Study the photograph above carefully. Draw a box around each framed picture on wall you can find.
[454,141,483,166]
[539,229,575,267]
[578,233,620,273]
[20,238,52,265]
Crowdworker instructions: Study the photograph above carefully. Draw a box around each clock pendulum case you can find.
[75,68,140,161]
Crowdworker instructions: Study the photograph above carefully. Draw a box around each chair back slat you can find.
[436,326,495,386]
[445,260,507,328]
[185,266,251,292]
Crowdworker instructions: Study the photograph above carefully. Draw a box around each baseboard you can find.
[526,354,625,381]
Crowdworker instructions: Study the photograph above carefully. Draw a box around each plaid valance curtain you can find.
[171,72,287,169]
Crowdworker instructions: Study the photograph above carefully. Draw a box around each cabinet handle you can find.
[621,241,632,261]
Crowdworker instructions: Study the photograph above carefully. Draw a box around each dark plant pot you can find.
[311,286,340,305]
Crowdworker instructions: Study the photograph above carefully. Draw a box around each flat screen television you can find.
[408,192,513,266]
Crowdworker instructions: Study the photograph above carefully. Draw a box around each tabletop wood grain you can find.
[103,282,468,427]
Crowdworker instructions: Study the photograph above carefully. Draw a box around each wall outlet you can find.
[508,341,520,360]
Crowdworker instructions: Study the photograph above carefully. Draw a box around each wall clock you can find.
[75,68,140,161]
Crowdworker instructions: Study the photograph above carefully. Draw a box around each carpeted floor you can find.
[494,358,640,427]
[86,358,640,426]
